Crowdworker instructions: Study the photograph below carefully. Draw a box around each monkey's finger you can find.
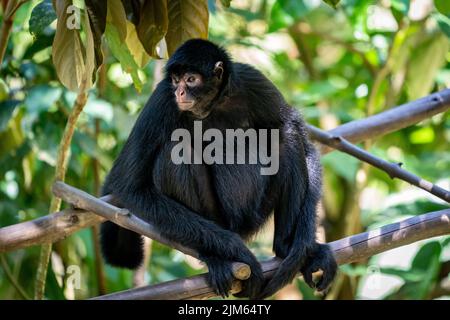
[315,265,337,292]
[301,268,316,289]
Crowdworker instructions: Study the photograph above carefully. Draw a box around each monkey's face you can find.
[171,62,224,119]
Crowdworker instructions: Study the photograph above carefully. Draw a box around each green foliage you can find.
[434,0,450,16]
[29,0,57,36]
[105,3,143,92]
[323,0,341,9]
[269,0,308,32]
[406,33,449,100]
[0,0,448,300]
[383,242,442,299]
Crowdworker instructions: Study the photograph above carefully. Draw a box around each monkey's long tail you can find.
[100,221,145,269]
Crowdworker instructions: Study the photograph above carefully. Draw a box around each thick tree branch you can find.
[92,209,450,300]
[308,125,450,203]
[51,181,251,282]
[310,88,450,154]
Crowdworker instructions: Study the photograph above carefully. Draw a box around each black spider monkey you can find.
[100,39,337,299]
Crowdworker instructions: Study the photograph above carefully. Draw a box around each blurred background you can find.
[0,0,449,300]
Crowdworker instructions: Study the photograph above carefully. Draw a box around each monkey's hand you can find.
[300,243,337,292]
[202,240,264,299]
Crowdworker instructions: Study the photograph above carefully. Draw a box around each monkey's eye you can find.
[172,76,180,85]
[186,76,196,83]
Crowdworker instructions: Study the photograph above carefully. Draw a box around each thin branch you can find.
[308,125,450,203]
[34,91,88,300]
[309,88,450,154]
[0,255,31,300]
[288,23,318,80]
[0,199,109,253]
[92,209,450,300]
[51,181,252,282]
[0,0,16,66]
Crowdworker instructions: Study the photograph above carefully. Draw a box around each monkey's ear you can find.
[214,61,224,80]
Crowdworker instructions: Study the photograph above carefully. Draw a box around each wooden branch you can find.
[92,209,450,300]
[308,125,450,203]
[309,88,450,154]
[51,181,251,281]
[0,199,109,253]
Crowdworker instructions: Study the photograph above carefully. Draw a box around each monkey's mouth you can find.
[177,101,195,110]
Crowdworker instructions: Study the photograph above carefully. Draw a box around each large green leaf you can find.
[52,0,96,92]
[384,242,442,299]
[126,21,151,68]
[29,0,57,36]
[434,13,450,38]
[105,0,143,91]
[406,33,449,100]
[107,0,127,41]
[52,0,85,91]
[166,0,209,56]
[0,100,20,132]
[136,0,168,58]
[434,0,450,16]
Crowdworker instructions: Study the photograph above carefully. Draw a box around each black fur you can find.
[100,39,337,299]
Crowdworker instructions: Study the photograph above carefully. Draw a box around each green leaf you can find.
[384,242,442,299]
[322,152,359,182]
[74,132,113,169]
[23,33,54,60]
[379,267,423,282]
[434,13,450,38]
[29,0,57,36]
[411,242,441,271]
[434,0,450,16]
[410,242,442,299]
[0,79,9,101]
[107,0,127,41]
[409,127,435,144]
[52,0,94,91]
[137,0,168,58]
[391,0,410,22]
[0,100,20,132]
[126,21,151,67]
[105,0,143,91]
[84,98,114,123]
[406,33,449,100]
[24,85,62,113]
[269,0,308,32]
[391,0,410,14]
[323,0,340,9]
[166,0,209,56]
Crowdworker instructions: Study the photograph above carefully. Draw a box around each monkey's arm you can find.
[260,119,337,299]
